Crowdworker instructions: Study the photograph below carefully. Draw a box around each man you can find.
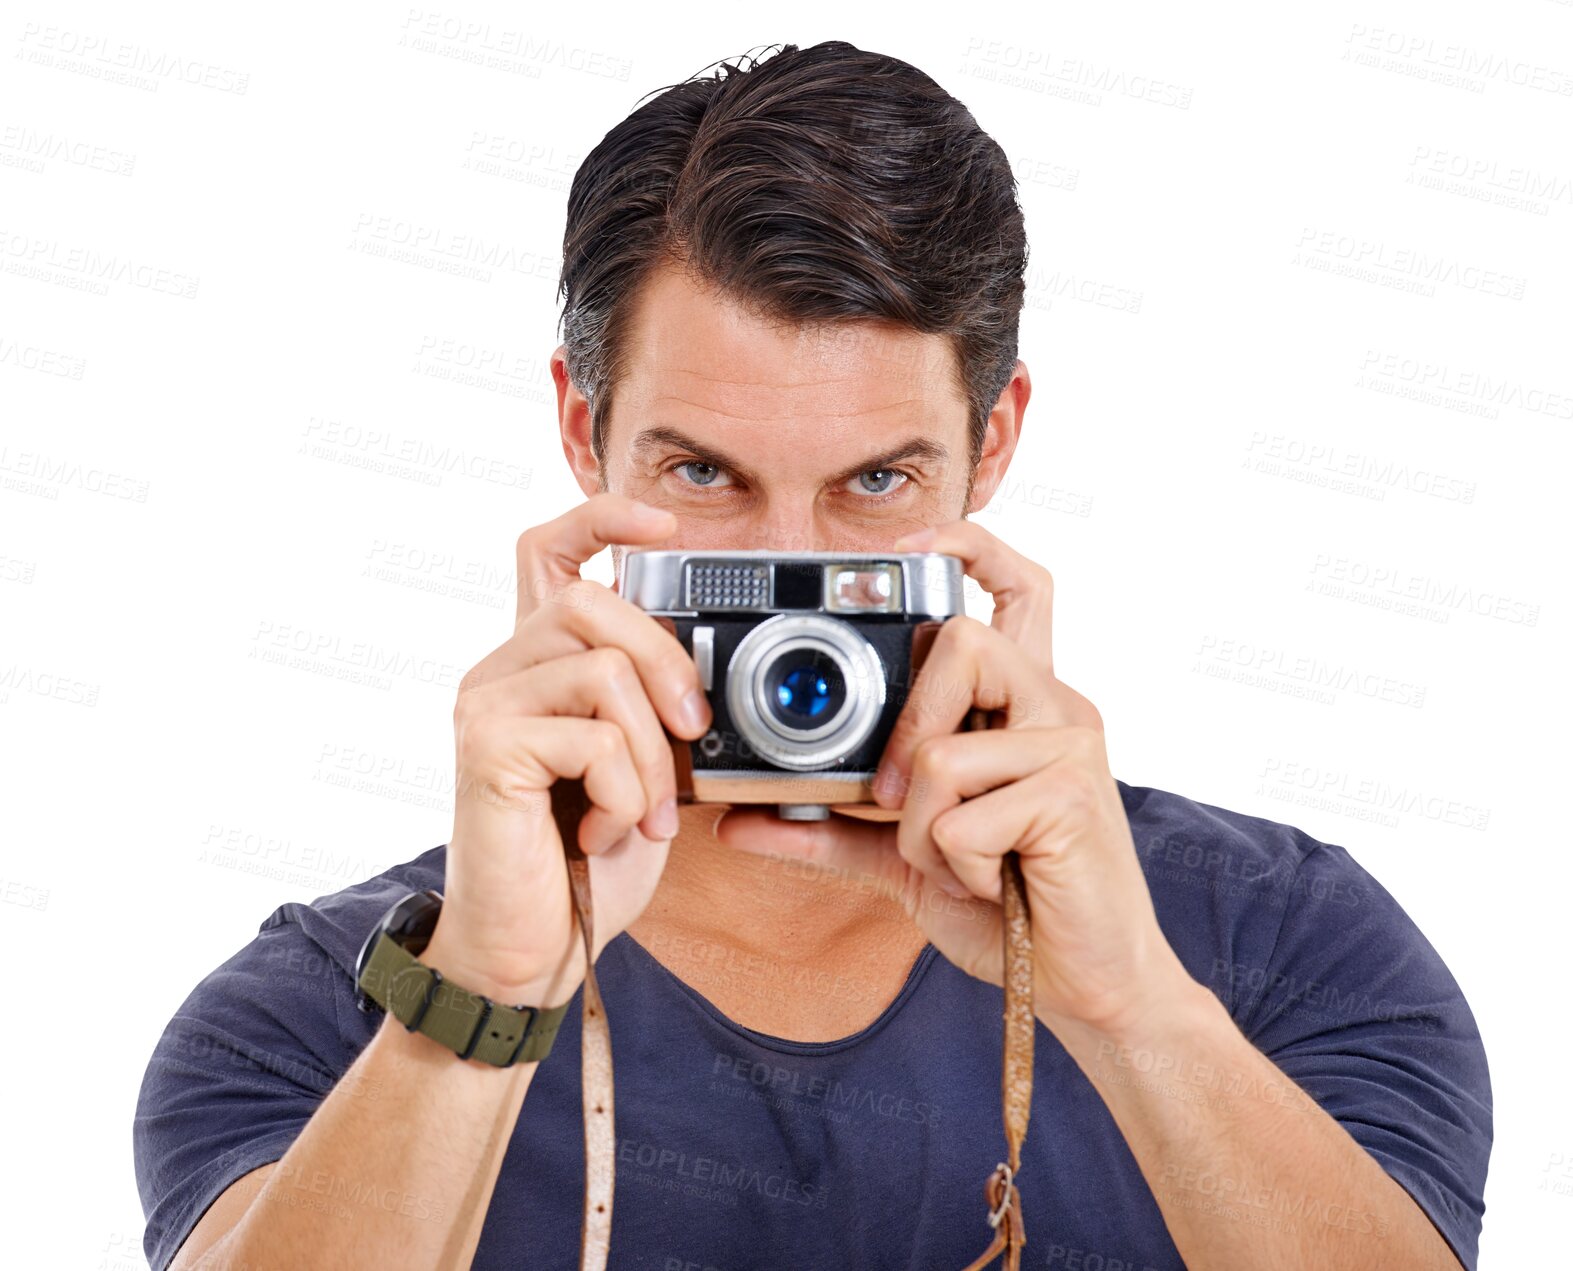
[134,40,1491,1271]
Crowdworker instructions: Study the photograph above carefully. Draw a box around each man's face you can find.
[555,259,1024,559]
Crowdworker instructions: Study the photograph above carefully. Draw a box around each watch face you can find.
[354,888,443,1012]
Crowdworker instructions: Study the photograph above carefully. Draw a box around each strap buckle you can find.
[458,996,496,1062]
[404,960,543,1066]
[505,1006,540,1066]
[405,965,444,1032]
[986,1162,1015,1229]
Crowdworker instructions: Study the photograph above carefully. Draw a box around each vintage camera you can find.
[622,549,967,820]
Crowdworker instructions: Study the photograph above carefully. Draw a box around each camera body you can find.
[622,549,966,819]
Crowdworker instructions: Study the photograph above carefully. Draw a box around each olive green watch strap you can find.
[358,931,568,1066]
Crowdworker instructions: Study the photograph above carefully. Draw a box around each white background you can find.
[2,2,1569,1266]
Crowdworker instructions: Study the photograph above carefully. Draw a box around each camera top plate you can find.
[621,549,964,619]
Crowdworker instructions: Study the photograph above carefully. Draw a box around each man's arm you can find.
[174,1003,537,1271]
[141,496,710,1271]
[1042,966,1463,1270]
[856,519,1485,1267]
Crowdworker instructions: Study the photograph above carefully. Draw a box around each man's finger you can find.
[927,748,1113,902]
[874,615,1068,809]
[466,581,709,740]
[458,647,682,842]
[897,727,1062,898]
[894,518,1055,669]
[516,493,675,628]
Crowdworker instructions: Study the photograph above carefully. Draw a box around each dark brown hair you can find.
[556,40,1028,478]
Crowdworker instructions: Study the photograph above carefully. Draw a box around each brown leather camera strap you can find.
[566,855,614,1269]
[960,847,1034,1270]
[553,780,615,1271]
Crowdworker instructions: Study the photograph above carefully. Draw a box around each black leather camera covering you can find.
[667,615,931,774]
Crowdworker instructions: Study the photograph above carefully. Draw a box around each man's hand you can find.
[429,494,713,1009]
[716,517,1197,1040]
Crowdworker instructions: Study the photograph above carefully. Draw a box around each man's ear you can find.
[553,344,602,497]
[965,359,1030,514]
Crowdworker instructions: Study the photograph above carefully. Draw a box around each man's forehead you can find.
[619,262,961,415]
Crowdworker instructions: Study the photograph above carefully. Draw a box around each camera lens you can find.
[725,615,887,772]
[765,654,846,730]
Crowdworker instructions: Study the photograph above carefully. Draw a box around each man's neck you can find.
[623,806,933,1041]
[627,806,925,962]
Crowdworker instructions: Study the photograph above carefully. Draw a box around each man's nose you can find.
[748,506,856,555]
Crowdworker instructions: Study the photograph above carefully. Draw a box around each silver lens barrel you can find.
[725,614,886,771]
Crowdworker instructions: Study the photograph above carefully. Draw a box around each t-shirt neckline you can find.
[614,931,942,1056]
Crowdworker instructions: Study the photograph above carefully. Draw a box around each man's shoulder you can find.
[1116,778,1414,992]
[1116,779,1476,1025]
[1118,776,1374,903]
[255,842,449,975]
[1121,777,1324,860]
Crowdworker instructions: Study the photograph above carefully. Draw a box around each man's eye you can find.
[847,469,908,497]
[673,461,732,488]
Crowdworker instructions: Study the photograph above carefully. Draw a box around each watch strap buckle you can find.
[355,895,569,1067]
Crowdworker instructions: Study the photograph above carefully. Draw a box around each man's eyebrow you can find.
[628,425,949,485]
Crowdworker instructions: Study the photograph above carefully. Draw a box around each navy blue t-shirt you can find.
[134,781,1492,1269]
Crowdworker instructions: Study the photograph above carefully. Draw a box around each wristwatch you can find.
[354,888,568,1066]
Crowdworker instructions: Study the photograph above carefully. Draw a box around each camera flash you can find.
[826,564,903,614]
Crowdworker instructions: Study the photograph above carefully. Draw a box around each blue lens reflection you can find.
[776,667,832,718]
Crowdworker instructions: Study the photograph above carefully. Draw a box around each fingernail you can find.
[651,797,678,838]
[679,690,709,734]
[894,527,935,550]
[872,764,901,805]
[631,501,673,524]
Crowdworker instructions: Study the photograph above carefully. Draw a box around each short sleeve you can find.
[1218,844,1493,1268]
[133,914,361,1271]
